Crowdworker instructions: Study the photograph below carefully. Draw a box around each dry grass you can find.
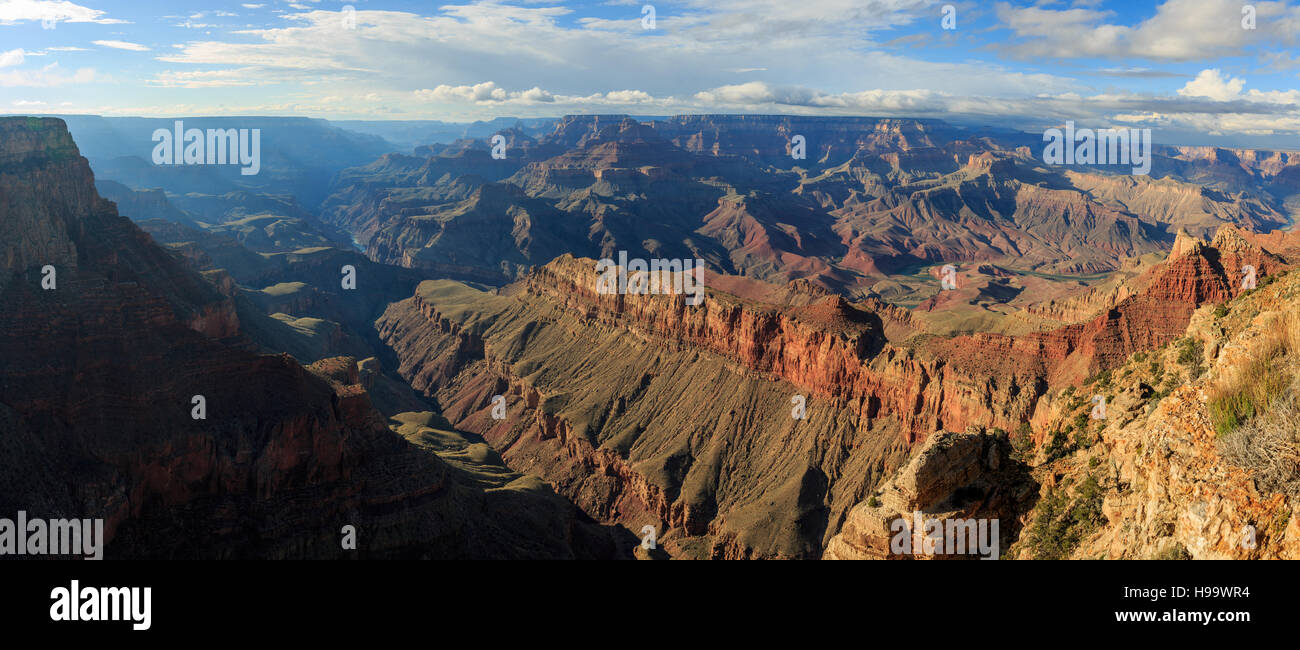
[1214,312,1300,498]
[1207,312,1300,437]
[1218,391,1300,499]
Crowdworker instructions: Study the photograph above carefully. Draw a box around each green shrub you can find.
[1073,412,1089,432]
[1086,369,1113,388]
[1043,426,1080,463]
[1176,338,1202,367]
[1024,474,1106,560]
[1012,422,1036,462]
[1274,508,1293,537]
[1152,543,1191,560]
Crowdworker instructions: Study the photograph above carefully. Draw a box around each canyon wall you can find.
[0,117,616,559]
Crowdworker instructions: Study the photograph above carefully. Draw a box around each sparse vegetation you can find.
[1084,369,1112,389]
[1072,426,1093,450]
[1215,313,1300,498]
[1012,422,1035,462]
[1072,412,1089,432]
[1043,428,1071,462]
[1218,392,1300,497]
[1023,473,1106,560]
[1273,508,1292,538]
[1151,542,1191,560]
[1207,314,1298,436]
[1175,337,1204,376]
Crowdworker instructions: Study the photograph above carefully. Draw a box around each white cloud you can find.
[413,82,644,106]
[0,0,127,25]
[415,81,509,103]
[92,40,151,52]
[694,82,943,113]
[0,48,25,68]
[153,5,1077,108]
[0,62,96,87]
[995,0,1300,62]
[1178,69,1246,101]
[151,67,266,88]
[602,90,654,103]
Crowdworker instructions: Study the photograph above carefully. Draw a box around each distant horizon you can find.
[10,111,1300,153]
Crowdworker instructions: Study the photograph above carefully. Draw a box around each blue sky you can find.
[1,1,1299,145]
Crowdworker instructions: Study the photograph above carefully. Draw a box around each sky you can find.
[1,0,1299,146]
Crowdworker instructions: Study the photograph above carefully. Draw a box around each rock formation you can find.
[0,117,619,559]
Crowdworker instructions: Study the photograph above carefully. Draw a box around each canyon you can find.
[0,117,621,559]
[4,113,1299,560]
[372,220,1294,557]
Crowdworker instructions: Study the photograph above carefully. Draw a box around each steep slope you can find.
[1010,267,1300,559]
[375,220,1292,558]
[827,244,1299,561]
[0,116,619,559]
[377,265,912,558]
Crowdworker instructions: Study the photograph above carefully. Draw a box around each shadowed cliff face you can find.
[1,117,96,293]
[0,117,622,559]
